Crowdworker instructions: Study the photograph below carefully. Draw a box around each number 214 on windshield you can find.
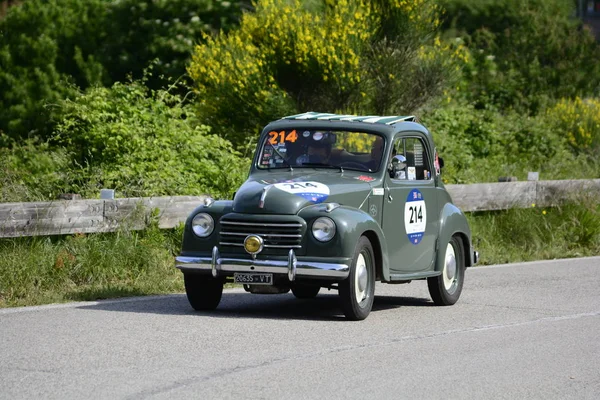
[268,130,298,145]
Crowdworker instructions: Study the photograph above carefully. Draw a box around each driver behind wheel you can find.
[296,132,332,165]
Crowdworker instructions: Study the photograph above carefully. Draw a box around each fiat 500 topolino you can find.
[175,112,478,320]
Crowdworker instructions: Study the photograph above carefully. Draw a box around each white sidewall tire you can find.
[339,236,376,320]
[427,236,465,306]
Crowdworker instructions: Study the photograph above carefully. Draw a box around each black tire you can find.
[183,273,224,311]
[427,235,465,306]
[339,236,376,320]
[291,284,320,299]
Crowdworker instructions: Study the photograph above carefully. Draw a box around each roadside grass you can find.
[0,225,185,308]
[469,198,600,265]
[1,201,599,308]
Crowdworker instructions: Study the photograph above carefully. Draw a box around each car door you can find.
[382,134,439,275]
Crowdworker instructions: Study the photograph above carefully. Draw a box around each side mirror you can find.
[388,155,407,179]
[434,151,444,176]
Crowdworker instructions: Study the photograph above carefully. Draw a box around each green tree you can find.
[0,0,107,139]
[101,0,252,88]
[0,136,73,202]
[440,0,600,112]
[0,0,250,140]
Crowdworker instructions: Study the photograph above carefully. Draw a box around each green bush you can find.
[439,0,573,34]
[0,137,74,202]
[1,75,251,201]
[422,100,600,183]
[547,97,600,155]
[53,78,249,199]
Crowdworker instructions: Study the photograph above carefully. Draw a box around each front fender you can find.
[298,205,390,280]
[181,200,234,255]
[436,202,474,271]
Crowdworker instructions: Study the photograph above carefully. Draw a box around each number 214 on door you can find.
[404,200,427,234]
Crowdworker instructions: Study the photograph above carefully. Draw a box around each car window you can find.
[257,129,386,172]
[389,137,432,181]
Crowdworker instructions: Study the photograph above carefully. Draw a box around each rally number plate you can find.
[234,273,273,285]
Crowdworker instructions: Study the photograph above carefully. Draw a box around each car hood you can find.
[232,170,375,215]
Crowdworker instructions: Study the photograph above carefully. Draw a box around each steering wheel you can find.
[338,161,367,170]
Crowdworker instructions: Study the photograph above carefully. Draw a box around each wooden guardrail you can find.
[1,179,599,238]
[448,179,600,212]
[0,196,207,238]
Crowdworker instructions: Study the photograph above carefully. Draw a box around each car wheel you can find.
[427,235,465,306]
[339,236,376,320]
[291,284,320,299]
[183,273,224,311]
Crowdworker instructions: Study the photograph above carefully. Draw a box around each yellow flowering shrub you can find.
[188,29,293,151]
[548,97,600,152]
[189,0,465,149]
[243,0,371,85]
[336,131,373,153]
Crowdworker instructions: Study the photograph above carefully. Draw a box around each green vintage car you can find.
[176,112,478,320]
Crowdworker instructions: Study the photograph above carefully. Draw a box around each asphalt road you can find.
[1,257,599,399]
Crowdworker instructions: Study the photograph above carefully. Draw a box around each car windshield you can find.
[257,129,385,172]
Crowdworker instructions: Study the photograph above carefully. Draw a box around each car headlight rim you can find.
[192,213,214,237]
[312,217,336,242]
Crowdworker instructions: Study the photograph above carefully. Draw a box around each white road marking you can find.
[471,256,600,270]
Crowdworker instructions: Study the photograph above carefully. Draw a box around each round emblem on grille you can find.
[244,235,264,255]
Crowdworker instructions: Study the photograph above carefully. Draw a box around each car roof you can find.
[282,111,416,125]
[263,111,430,141]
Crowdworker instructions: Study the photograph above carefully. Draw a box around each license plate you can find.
[234,273,273,285]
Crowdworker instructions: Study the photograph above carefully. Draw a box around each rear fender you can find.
[436,203,474,271]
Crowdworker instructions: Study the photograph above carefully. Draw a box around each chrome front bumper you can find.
[176,247,350,281]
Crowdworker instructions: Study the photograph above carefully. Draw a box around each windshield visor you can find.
[257,129,385,172]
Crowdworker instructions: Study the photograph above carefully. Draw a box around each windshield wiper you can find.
[298,162,337,168]
[298,163,347,173]
[267,145,293,171]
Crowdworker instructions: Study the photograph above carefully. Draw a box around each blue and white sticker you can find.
[404,189,427,245]
[274,181,330,203]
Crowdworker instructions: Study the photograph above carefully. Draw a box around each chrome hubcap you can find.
[358,265,367,292]
[355,253,368,304]
[443,243,457,292]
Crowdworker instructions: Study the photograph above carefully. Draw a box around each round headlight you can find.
[192,213,214,237]
[312,217,336,242]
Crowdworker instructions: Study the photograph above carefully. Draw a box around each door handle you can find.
[386,186,392,202]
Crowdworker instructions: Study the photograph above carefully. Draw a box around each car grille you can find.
[219,217,304,252]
